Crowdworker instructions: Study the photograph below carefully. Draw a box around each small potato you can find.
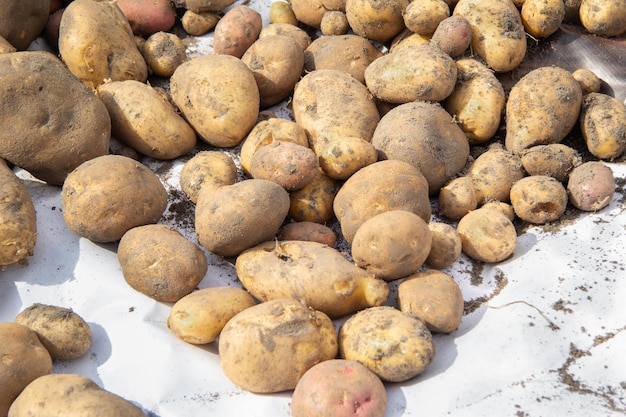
[468,145,526,204]
[430,15,472,57]
[397,269,464,333]
[579,0,626,37]
[510,175,568,224]
[320,11,350,35]
[277,222,337,247]
[167,287,257,344]
[567,161,615,212]
[457,205,517,263]
[289,170,341,223]
[236,240,389,318]
[580,92,626,160]
[572,68,601,95]
[213,5,262,58]
[403,0,450,36]
[291,359,387,417]
[270,1,298,25]
[179,151,238,204]
[318,136,378,180]
[62,155,168,243]
[180,10,220,36]
[141,31,187,78]
[338,306,435,382]
[218,299,338,393]
[0,323,52,417]
[14,304,92,360]
[259,23,312,52]
[437,176,478,221]
[249,141,320,191]
[520,144,582,183]
[521,0,565,38]
[425,222,462,269]
[345,0,409,42]
[352,210,432,281]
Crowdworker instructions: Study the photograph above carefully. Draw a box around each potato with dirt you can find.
[579,0,626,37]
[259,22,312,52]
[457,205,517,263]
[520,144,582,183]
[0,51,111,185]
[425,222,463,269]
[521,0,565,38]
[249,141,320,190]
[213,5,263,58]
[437,176,478,221]
[0,0,49,50]
[277,222,337,247]
[180,10,220,36]
[430,15,472,58]
[572,68,601,95]
[345,0,409,42]
[289,170,341,223]
[218,299,338,393]
[468,144,526,205]
[141,31,187,77]
[317,136,378,180]
[510,175,568,224]
[402,0,450,36]
[320,10,350,35]
[235,240,389,318]
[567,161,615,212]
[270,1,298,25]
[116,0,176,36]
[179,151,238,204]
[579,92,626,160]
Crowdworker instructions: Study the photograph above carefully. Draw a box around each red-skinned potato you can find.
[117,0,177,36]
[567,161,615,212]
[213,5,262,58]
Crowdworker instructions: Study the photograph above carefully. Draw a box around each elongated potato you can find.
[277,221,337,247]
[0,160,36,268]
[236,240,389,318]
[580,92,626,161]
[213,5,262,58]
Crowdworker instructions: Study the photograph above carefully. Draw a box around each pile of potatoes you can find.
[1,0,625,415]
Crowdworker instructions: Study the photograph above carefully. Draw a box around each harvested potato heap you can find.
[2,0,626,415]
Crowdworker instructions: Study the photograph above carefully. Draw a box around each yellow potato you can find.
[510,175,568,224]
[457,205,517,263]
[345,0,409,42]
[579,0,626,37]
[438,176,478,221]
[468,144,525,204]
[580,92,626,160]
[179,151,238,204]
[425,221,462,269]
[521,0,565,38]
[289,169,340,223]
[317,136,378,180]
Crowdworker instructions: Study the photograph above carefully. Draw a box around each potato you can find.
[117,0,176,36]
[0,323,52,417]
[97,80,196,160]
[167,287,257,344]
[213,5,262,58]
[291,359,387,417]
[118,224,208,302]
[270,1,299,25]
[572,68,601,95]
[457,205,517,263]
[425,222,462,269]
[240,118,309,176]
[249,141,320,190]
[389,28,431,53]
[402,0,450,36]
[318,136,378,180]
[241,35,304,107]
[141,31,186,77]
[443,58,506,144]
[580,92,626,160]
[289,0,327,28]
[0,160,37,269]
[259,22,312,52]
[289,170,341,223]
[567,161,615,212]
[430,15,472,57]
[338,306,435,382]
[372,101,470,194]
[170,54,259,148]
[510,175,568,224]
[303,34,383,84]
[0,36,16,54]
[520,144,582,183]
[61,155,168,243]
[468,144,526,204]
[437,176,478,220]
[320,11,350,35]
[179,151,238,204]
[0,0,49,50]
[453,0,526,72]
[365,44,457,104]
[505,66,583,153]
[173,0,237,12]
[334,160,432,243]
[180,10,220,36]
[0,51,111,185]
[14,304,92,360]
[277,222,337,247]
[345,0,409,42]
[218,299,338,393]
[195,179,290,257]
[352,210,432,281]
[8,374,146,417]
[58,0,148,89]
[579,0,626,37]
[293,69,380,156]
[521,0,565,38]
[236,240,389,318]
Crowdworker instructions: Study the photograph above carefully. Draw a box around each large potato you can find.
[195,179,290,257]
[453,0,526,72]
[364,44,457,104]
[345,0,409,42]
[59,0,148,89]
[371,101,469,194]
[579,92,626,160]
[0,0,49,50]
[170,54,259,148]
[259,22,312,52]
[61,155,168,243]
[0,160,36,268]
[505,66,583,153]
[8,374,146,417]
[235,240,389,318]
[0,51,110,185]
[218,299,338,393]
[97,80,197,160]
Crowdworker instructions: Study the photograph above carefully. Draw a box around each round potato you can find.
[520,144,582,183]
[468,145,526,204]
[167,287,257,344]
[425,221,463,269]
[567,161,615,212]
[402,0,450,36]
[289,0,327,28]
[289,169,340,223]
[430,15,473,57]
[249,141,320,190]
[218,299,338,393]
[61,155,168,243]
[320,10,350,35]
[521,0,565,38]
[317,136,378,180]
[572,68,601,95]
[579,0,626,37]
[14,304,92,360]
[338,306,435,382]
[457,205,517,263]
[580,92,626,161]
[0,1,48,50]
[179,151,238,204]
[510,175,568,224]
[345,0,409,42]
[437,176,478,221]
[141,31,187,77]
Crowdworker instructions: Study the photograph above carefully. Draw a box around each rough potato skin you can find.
[580,93,626,160]
[249,141,320,191]
[0,0,49,50]
[431,15,472,57]
[289,170,340,223]
[179,151,237,204]
[457,206,517,263]
[579,0,626,37]
[520,144,582,183]
[510,175,568,224]
[345,0,409,42]
[278,221,337,247]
